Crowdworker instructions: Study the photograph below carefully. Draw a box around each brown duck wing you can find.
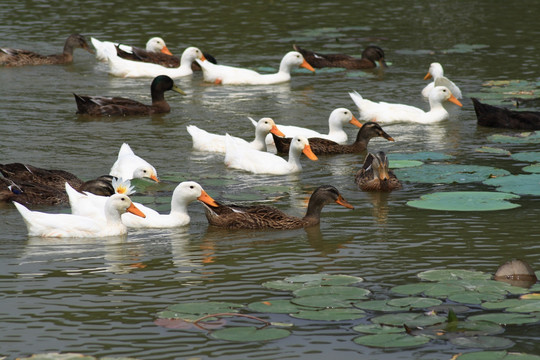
[293,44,375,69]
[117,46,180,68]
[74,94,151,116]
[0,48,50,66]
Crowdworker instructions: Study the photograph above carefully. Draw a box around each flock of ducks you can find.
[3,33,536,237]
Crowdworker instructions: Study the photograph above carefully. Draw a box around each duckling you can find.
[355,151,402,192]
[0,34,93,67]
[472,98,540,130]
[272,121,394,155]
[293,44,387,69]
[202,185,354,230]
[74,75,185,116]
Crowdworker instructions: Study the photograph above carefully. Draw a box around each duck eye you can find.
[190,185,194,189]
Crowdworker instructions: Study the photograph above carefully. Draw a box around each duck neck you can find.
[170,196,190,217]
[302,199,324,226]
[104,204,125,228]
[251,129,268,150]
[287,147,303,172]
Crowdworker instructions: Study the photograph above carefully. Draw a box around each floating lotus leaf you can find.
[290,308,366,321]
[505,300,540,313]
[353,333,430,348]
[482,299,527,310]
[353,300,403,312]
[483,174,540,195]
[418,269,492,282]
[292,285,370,299]
[450,336,514,349]
[521,292,540,299]
[371,313,446,328]
[394,164,510,184]
[446,279,528,296]
[511,151,540,163]
[210,326,290,342]
[455,350,540,360]
[156,311,201,322]
[487,132,540,144]
[391,282,465,298]
[475,147,511,155]
[468,313,538,325]
[247,300,307,314]
[389,159,424,169]
[428,304,471,314]
[448,292,505,305]
[407,191,520,211]
[165,301,243,317]
[388,151,454,161]
[419,320,504,338]
[291,294,359,308]
[352,323,406,334]
[387,297,443,308]
[523,164,540,173]
[285,274,364,286]
[261,280,307,291]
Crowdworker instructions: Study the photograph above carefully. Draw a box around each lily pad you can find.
[389,159,424,168]
[450,336,514,349]
[418,269,492,281]
[394,164,510,184]
[407,191,520,211]
[487,132,540,144]
[511,151,540,163]
[262,274,363,291]
[505,300,540,313]
[292,294,361,308]
[483,173,540,195]
[468,313,539,325]
[292,285,370,299]
[388,151,454,162]
[523,164,540,173]
[455,350,540,360]
[261,280,307,291]
[387,297,443,308]
[391,282,465,298]
[352,323,406,334]
[371,313,446,328]
[290,308,366,321]
[353,333,430,348]
[210,326,290,342]
[165,301,243,316]
[475,147,511,155]
[353,299,403,312]
[448,292,505,305]
[247,300,307,314]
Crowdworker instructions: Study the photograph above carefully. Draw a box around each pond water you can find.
[0,1,539,359]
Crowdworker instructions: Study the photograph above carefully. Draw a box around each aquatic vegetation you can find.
[407,191,521,211]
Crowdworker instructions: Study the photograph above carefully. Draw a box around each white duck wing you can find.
[434,76,462,99]
[66,182,108,221]
[187,125,250,153]
[224,135,290,174]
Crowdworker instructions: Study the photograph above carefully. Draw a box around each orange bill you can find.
[335,195,354,209]
[301,59,315,72]
[349,115,363,128]
[303,145,318,160]
[161,46,173,56]
[127,203,146,218]
[200,54,207,61]
[448,94,463,107]
[150,173,160,182]
[423,72,432,80]
[270,125,285,137]
[198,190,219,207]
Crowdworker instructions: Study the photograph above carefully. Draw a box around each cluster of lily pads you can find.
[467,79,539,106]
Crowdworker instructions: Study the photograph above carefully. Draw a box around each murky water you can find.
[1,1,539,359]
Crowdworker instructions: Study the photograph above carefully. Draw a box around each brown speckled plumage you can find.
[472,98,540,130]
[203,185,354,230]
[355,151,401,192]
[273,122,394,155]
[293,44,387,70]
[0,34,93,67]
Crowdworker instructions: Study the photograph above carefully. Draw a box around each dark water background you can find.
[0,1,539,359]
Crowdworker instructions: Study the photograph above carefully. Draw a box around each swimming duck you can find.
[106,46,205,78]
[224,135,318,175]
[195,51,315,85]
[202,185,354,230]
[0,34,93,67]
[349,86,463,124]
[109,143,159,182]
[421,62,462,99]
[471,98,540,130]
[74,75,185,116]
[91,37,172,62]
[0,163,114,205]
[293,44,387,69]
[272,122,394,155]
[14,193,145,238]
[355,151,402,192]
[186,117,285,153]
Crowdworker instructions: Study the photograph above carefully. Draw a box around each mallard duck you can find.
[74,75,185,116]
[91,36,172,62]
[293,44,387,69]
[106,46,205,78]
[195,51,315,85]
[421,62,462,99]
[472,98,540,130]
[272,121,394,155]
[187,118,285,153]
[355,151,402,192]
[109,143,159,182]
[224,135,318,175]
[202,185,354,230]
[349,86,463,124]
[13,193,145,238]
[0,163,114,205]
[0,34,93,67]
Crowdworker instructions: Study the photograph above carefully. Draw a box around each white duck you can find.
[67,181,218,228]
[91,37,172,62]
[195,51,315,85]
[186,117,285,153]
[106,46,205,78]
[109,143,159,182]
[13,194,145,238]
[349,86,463,124]
[224,134,318,175]
[421,62,462,99]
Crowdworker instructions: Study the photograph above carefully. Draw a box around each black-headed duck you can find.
[472,98,540,130]
[293,44,387,69]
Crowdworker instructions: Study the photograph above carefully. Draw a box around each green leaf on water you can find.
[290,308,366,321]
[475,147,511,155]
[511,151,540,163]
[247,300,307,314]
[353,299,403,312]
[352,323,406,334]
[371,313,446,328]
[468,313,539,325]
[523,164,540,173]
[448,292,505,305]
[407,191,520,211]
[450,336,514,349]
[386,297,443,309]
[291,294,359,308]
[261,280,307,291]
[388,151,454,161]
[353,333,430,348]
[166,301,243,316]
[389,159,424,168]
[210,326,290,342]
[487,132,540,144]
[419,269,491,282]
[292,285,370,299]
[455,350,540,360]
[391,282,465,298]
[394,164,510,184]
[483,174,540,196]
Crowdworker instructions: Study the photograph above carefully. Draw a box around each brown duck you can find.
[202,185,354,230]
[74,75,185,116]
[293,44,387,69]
[472,98,540,130]
[272,122,394,155]
[0,34,93,67]
[116,46,218,71]
[0,163,115,205]
[355,151,401,192]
